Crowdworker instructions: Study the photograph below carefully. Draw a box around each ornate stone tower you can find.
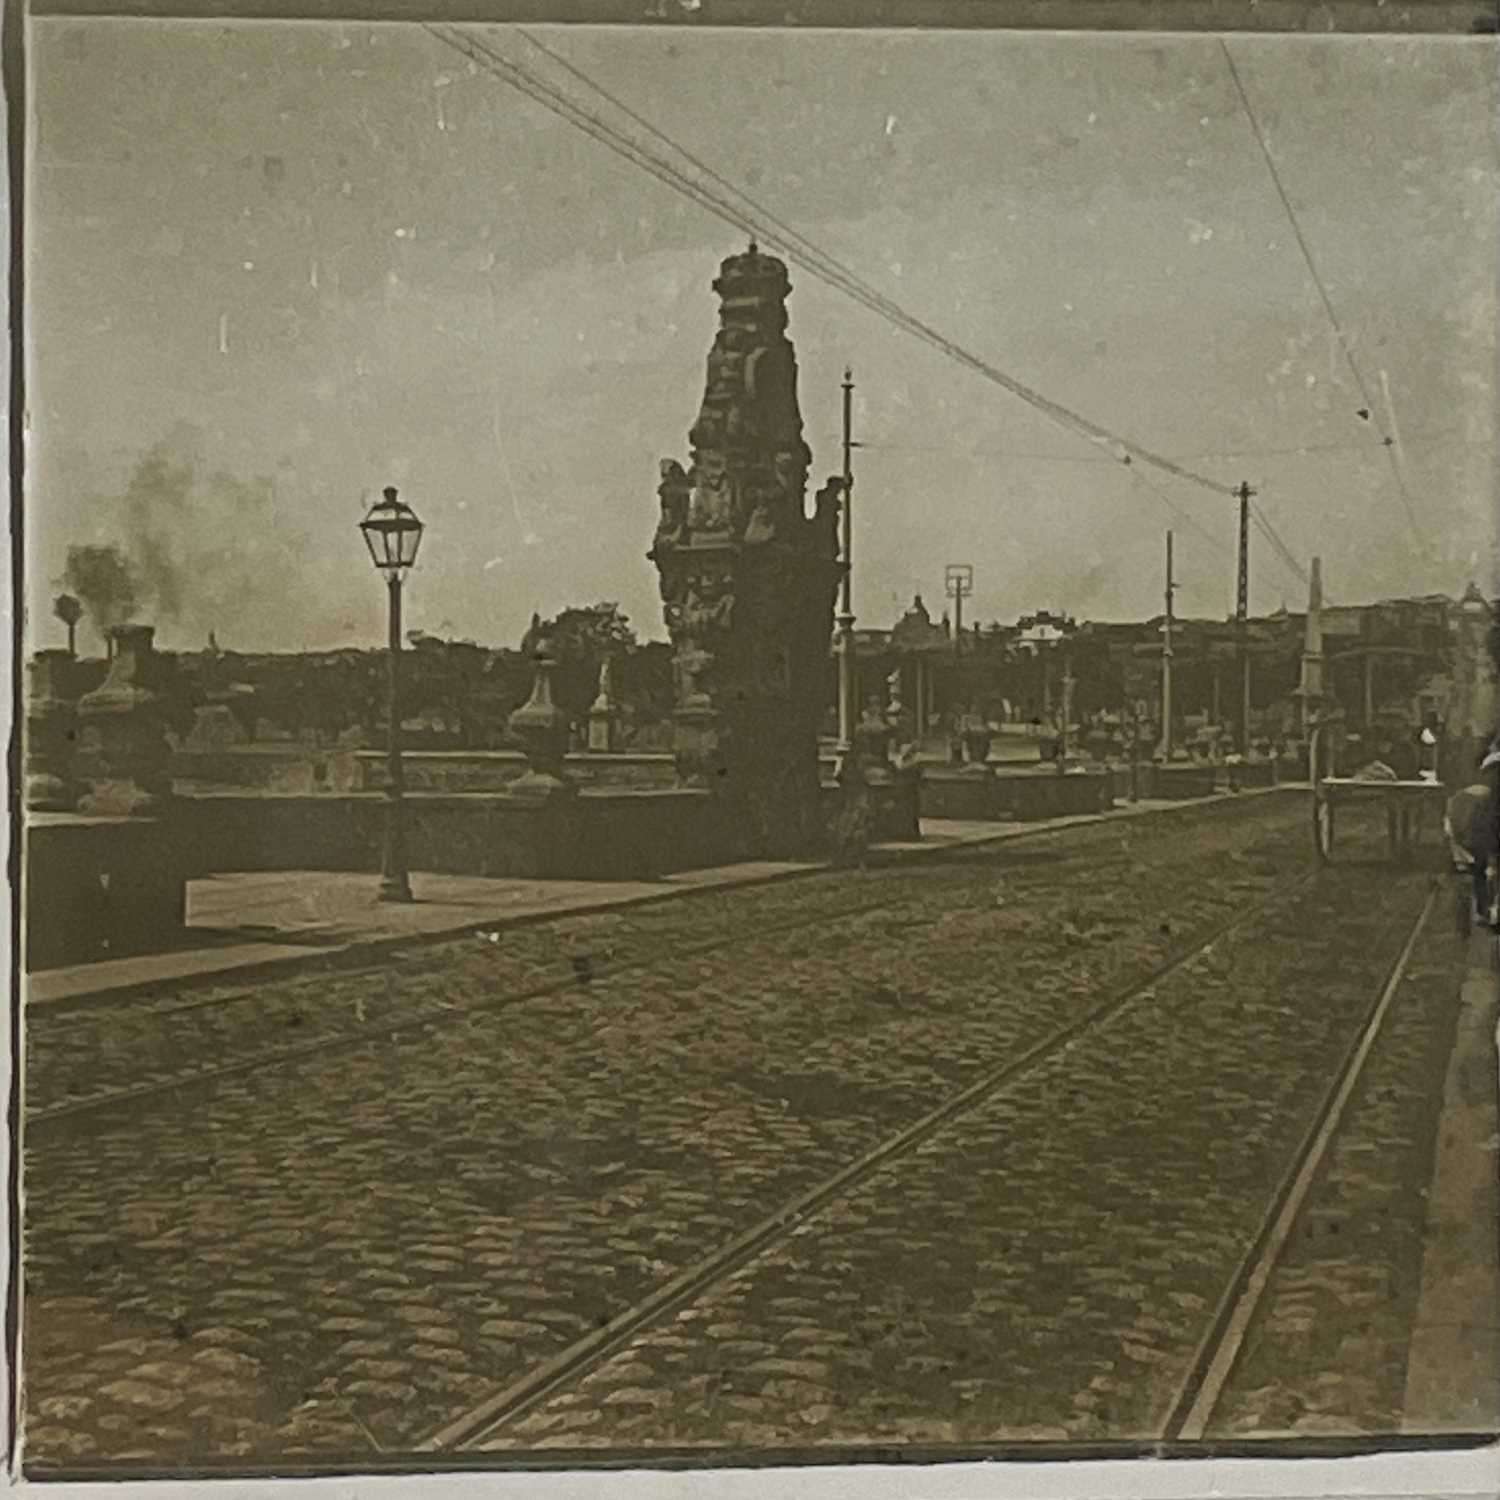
[649,245,842,857]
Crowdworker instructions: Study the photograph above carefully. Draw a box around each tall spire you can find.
[1296,556,1325,732]
[1303,557,1323,655]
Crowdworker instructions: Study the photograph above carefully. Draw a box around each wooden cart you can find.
[1308,726,1449,863]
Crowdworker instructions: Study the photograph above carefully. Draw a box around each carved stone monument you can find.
[649,245,842,857]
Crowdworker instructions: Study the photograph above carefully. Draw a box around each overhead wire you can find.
[1250,502,1310,587]
[858,442,1115,464]
[428,22,1243,502]
[432,24,1331,606]
[1219,39,1424,544]
[1127,467,1235,561]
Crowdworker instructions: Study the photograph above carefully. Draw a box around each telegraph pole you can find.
[1160,530,1176,760]
[1060,647,1075,767]
[1235,481,1255,754]
[835,367,856,771]
[944,563,974,715]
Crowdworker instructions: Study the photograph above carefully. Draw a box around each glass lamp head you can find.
[360,486,424,573]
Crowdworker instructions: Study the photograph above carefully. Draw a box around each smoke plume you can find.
[60,428,309,650]
[62,543,140,634]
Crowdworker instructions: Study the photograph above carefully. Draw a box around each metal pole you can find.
[1060,650,1074,769]
[1161,530,1175,760]
[835,368,855,768]
[1236,481,1254,754]
[1129,709,1141,802]
[380,571,413,902]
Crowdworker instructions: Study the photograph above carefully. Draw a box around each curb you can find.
[27,784,1302,1010]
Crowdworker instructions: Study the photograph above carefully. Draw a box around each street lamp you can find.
[359,485,425,903]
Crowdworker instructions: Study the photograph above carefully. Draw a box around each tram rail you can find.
[425,867,1360,1453]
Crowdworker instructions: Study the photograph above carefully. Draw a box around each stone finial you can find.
[25,649,81,812]
[76,624,173,817]
[507,643,575,801]
[587,653,619,754]
[854,695,896,785]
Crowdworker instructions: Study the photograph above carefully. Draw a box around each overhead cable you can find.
[428,23,1241,500]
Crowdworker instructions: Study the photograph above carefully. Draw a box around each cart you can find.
[1308,725,1449,864]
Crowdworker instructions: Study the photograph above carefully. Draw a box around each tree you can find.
[615,640,674,746]
[405,638,515,748]
[530,603,638,727]
[53,594,82,657]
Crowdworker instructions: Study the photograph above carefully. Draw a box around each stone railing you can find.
[917,765,1115,822]
[353,750,678,794]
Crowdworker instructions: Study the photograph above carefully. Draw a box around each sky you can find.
[24,22,1500,654]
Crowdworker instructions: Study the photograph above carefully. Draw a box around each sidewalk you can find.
[25,785,1297,1008]
[1401,927,1500,1434]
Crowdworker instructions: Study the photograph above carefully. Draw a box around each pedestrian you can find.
[1445,728,1500,931]
[1481,727,1500,774]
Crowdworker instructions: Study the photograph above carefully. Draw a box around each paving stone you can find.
[27,800,1412,1467]
[478,1319,548,1340]
[97,1379,182,1413]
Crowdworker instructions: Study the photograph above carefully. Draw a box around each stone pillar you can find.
[587,654,619,754]
[76,624,173,817]
[507,645,576,802]
[648,245,842,858]
[25,650,81,812]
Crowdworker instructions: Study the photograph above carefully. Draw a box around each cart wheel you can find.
[1314,793,1334,862]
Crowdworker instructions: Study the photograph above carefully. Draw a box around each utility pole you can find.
[1235,480,1255,755]
[1160,530,1176,760]
[1060,648,1075,768]
[834,367,856,772]
[945,563,974,713]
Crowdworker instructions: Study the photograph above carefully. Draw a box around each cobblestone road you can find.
[22,794,1465,1470]
[1205,904,1472,1437]
[468,855,1437,1453]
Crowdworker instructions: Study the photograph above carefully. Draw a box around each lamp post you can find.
[359,486,425,903]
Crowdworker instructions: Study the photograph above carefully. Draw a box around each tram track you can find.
[22,797,1454,1472]
[415,872,1442,1457]
[1157,881,1439,1441]
[24,888,908,1132]
[25,801,1299,1134]
[422,867,1335,1452]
